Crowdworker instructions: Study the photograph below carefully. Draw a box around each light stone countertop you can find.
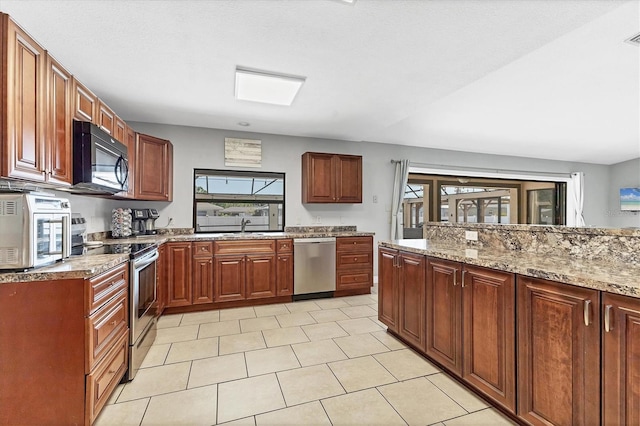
[380,239,640,298]
[0,231,374,284]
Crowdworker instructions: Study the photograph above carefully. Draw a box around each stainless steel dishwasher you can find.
[293,237,336,299]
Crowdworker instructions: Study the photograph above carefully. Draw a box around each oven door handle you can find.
[133,250,159,269]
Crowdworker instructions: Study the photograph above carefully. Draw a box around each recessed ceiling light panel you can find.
[235,67,306,106]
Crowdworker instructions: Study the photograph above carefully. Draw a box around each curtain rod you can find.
[389,159,574,178]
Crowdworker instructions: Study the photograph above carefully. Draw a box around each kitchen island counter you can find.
[380,238,640,298]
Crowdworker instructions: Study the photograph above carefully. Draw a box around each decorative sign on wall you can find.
[224,138,262,168]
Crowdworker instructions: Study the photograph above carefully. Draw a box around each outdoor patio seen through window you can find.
[193,169,285,233]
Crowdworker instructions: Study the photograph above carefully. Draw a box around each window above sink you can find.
[193,169,285,234]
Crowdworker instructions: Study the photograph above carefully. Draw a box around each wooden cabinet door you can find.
[398,251,426,350]
[602,292,640,426]
[378,247,399,333]
[276,253,293,296]
[45,54,72,185]
[335,154,362,203]
[114,116,126,142]
[72,77,97,123]
[193,256,214,304]
[97,100,115,135]
[165,243,192,307]
[214,255,245,302]
[121,125,136,198]
[517,276,600,426]
[156,244,166,314]
[426,258,462,376]
[462,265,516,413]
[3,17,46,181]
[135,133,173,201]
[246,254,277,299]
[302,152,335,203]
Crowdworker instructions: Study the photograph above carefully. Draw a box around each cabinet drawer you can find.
[214,240,276,255]
[193,241,214,256]
[87,263,128,315]
[86,288,128,372]
[86,331,128,425]
[337,270,372,289]
[337,252,372,268]
[276,239,293,253]
[336,236,372,252]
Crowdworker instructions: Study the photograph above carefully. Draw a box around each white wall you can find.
[608,158,640,228]
[57,122,615,242]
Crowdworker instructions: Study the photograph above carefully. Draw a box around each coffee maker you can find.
[132,208,160,235]
[146,209,160,235]
[131,209,149,236]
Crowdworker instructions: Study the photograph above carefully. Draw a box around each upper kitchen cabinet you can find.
[302,152,362,203]
[45,54,73,186]
[1,14,46,182]
[72,77,98,123]
[97,99,115,135]
[1,15,73,186]
[135,133,173,201]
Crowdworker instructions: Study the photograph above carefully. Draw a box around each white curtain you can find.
[390,160,410,240]
[571,172,585,227]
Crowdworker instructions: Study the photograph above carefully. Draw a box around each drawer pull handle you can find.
[353,242,357,245]
[604,305,613,332]
[461,270,466,288]
[584,300,592,326]
[108,369,116,375]
[453,270,458,286]
[109,320,118,326]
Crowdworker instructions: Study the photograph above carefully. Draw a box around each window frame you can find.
[193,168,286,234]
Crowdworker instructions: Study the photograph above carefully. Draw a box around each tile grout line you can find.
[373,386,410,426]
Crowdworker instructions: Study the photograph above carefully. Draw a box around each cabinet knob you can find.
[353,241,357,245]
[354,257,358,261]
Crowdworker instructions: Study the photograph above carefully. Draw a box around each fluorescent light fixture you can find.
[235,67,306,106]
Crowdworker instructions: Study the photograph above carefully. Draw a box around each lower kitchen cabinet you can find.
[165,242,193,307]
[601,292,640,426]
[156,243,167,314]
[336,236,373,293]
[0,263,129,425]
[378,247,399,333]
[462,265,516,413]
[246,254,277,299]
[276,239,294,296]
[214,255,245,302]
[398,251,426,350]
[517,276,600,426]
[377,247,425,349]
[193,242,214,304]
[214,240,277,302]
[426,258,463,375]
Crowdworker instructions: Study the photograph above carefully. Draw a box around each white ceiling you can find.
[1,0,638,165]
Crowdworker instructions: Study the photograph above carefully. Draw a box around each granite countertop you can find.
[380,239,640,298]
[0,229,374,284]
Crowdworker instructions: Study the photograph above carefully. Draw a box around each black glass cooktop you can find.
[72,242,157,258]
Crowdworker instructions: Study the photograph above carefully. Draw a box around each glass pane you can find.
[528,189,555,225]
[194,170,285,233]
[195,201,283,232]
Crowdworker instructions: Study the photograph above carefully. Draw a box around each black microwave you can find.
[72,120,129,194]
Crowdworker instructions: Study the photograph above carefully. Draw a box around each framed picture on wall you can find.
[620,188,640,211]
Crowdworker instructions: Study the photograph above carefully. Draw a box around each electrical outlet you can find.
[315,216,321,224]
[373,195,378,203]
[465,230,478,241]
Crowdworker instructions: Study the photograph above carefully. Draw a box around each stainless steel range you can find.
[77,241,159,381]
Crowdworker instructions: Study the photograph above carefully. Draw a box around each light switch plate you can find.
[465,230,478,241]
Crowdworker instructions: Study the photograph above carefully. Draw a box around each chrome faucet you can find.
[240,218,251,233]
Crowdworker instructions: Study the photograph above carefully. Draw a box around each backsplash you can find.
[284,225,357,233]
[423,222,640,265]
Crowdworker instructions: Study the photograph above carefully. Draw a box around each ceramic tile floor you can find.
[96,293,516,426]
